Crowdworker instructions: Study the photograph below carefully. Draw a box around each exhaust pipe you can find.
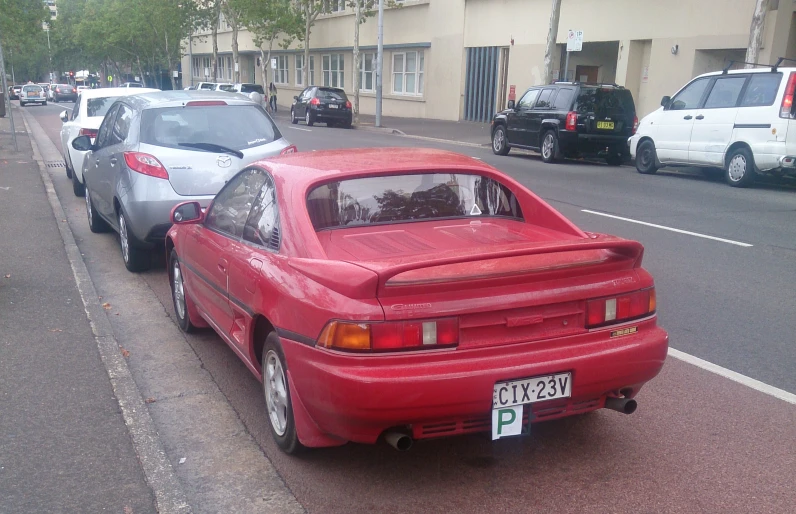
[384,431,413,451]
[604,397,637,415]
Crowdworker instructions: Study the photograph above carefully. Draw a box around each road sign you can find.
[566,30,584,52]
[173,70,179,78]
[107,75,112,82]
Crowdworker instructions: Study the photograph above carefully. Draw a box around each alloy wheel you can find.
[728,154,747,182]
[291,109,296,123]
[172,259,186,321]
[264,350,288,436]
[542,134,554,159]
[305,111,310,125]
[119,213,130,264]
[493,128,505,152]
[639,147,653,169]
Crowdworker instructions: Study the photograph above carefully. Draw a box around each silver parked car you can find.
[72,90,296,272]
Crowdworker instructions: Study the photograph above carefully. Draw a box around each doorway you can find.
[575,65,599,84]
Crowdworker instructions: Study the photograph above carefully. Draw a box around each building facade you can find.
[182,0,796,121]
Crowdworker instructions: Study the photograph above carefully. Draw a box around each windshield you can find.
[316,88,347,101]
[87,97,118,117]
[241,84,264,94]
[576,87,635,114]
[307,173,524,231]
[140,104,281,151]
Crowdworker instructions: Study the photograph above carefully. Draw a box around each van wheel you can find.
[492,126,510,155]
[725,147,756,188]
[635,140,659,174]
[541,130,560,163]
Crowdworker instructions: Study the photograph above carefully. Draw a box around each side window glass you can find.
[95,105,119,149]
[518,89,540,109]
[553,88,574,110]
[740,73,781,107]
[703,77,747,109]
[205,168,268,238]
[669,78,710,110]
[243,174,280,249]
[72,95,81,121]
[110,104,134,145]
[534,89,555,109]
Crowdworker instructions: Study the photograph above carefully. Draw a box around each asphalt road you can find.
[24,101,796,513]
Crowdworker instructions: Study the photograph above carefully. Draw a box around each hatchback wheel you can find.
[492,126,510,156]
[85,185,109,233]
[118,210,150,272]
[541,130,560,163]
[169,250,198,333]
[262,332,303,454]
[305,110,314,127]
[635,140,659,175]
[71,168,85,197]
[291,109,298,124]
[725,147,756,188]
[65,157,73,179]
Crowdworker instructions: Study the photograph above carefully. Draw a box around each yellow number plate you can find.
[596,121,614,130]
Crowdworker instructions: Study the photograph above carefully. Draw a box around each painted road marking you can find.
[289,127,312,132]
[669,348,796,405]
[582,209,753,247]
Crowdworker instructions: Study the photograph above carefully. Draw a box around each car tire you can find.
[20,102,26,107]
[491,125,510,156]
[65,157,73,179]
[262,332,303,454]
[169,250,198,333]
[43,101,47,106]
[85,185,110,233]
[305,110,314,127]
[540,130,561,163]
[118,209,150,272]
[635,140,659,175]
[291,108,298,124]
[605,153,624,166]
[71,167,85,197]
[342,119,352,129]
[725,147,756,188]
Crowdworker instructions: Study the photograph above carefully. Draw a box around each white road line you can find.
[668,348,796,405]
[581,209,753,247]
[289,126,312,132]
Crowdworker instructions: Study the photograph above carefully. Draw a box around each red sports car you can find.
[166,148,668,453]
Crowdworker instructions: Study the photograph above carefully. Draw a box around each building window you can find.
[275,55,289,84]
[202,57,211,78]
[324,0,345,13]
[192,57,201,77]
[296,55,305,86]
[309,56,315,85]
[392,51,424,96]
[359,52,375,92]
[322,54,344,88]
[226,56,233,80]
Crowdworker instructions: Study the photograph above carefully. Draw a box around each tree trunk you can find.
[232,23,240,83]
[542,0,562,84]
[165,31,177,90]
[212,12,219,81]
[259,47,268,89]
[304,10,311,86]
[745,0,770,67]
[137,56,145,87]
[353,1,361,125]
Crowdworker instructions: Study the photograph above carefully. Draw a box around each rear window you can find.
[23,86,42,92]
[240,84,264,94]
[316,88,348,101]
[307,173,524,231]
[218,84,236,92]
[576,87,635,114]
[87,97,118,117]
[740,73,781,107]
[140,104,281,151]
[199,83,216,90]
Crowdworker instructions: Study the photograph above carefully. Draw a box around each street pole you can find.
[9,48,15,85]
[564,50,570,82]
[353,0,361,126]
[0,30,19,150]
[46,27,53,83]
[188,34,194,87]
[375,0,384,127]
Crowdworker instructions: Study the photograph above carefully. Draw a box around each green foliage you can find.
[0,0,50,81]
[237,0,304,50]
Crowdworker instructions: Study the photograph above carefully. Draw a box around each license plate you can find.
[328,104,338,109]
[492,372,572,408]
[596,121,614,130]
[29,93,38,97]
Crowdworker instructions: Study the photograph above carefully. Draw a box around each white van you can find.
[629,65,796,187]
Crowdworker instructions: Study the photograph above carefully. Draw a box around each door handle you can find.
[695,115,704,120]
[683,115,693,120]
[110,157,118,166]
[218,258,228,273]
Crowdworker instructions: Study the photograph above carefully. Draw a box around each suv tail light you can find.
[780,72,796,118]
[280,145,298,155]
[79,128,98,138]
[317,318,459,352]
[586,288,656,328]
[565,111,577,131]
[345,100,352,109]
[123,152,169,179]
[632,115,639,135]
[310,97,320,106]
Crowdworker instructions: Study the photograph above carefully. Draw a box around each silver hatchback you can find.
[72,90,296,271]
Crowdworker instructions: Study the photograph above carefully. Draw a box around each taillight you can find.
[280,145,298,155]
[780,72,796,118]
[345,100,352,109]
[586,288,656,328]
[632,115,639,135]
[185,100,227,106]
[565,111,577,131]
[309,97,320,106]
[56,87,61,92]
[317,318,459,352]
[123,152,169,179]
[79,128,98,138]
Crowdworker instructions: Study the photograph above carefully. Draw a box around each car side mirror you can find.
[171,201,204,224]
[59,111,69,122]
[294,95,299,101]
[71,135,94,151]
[507,100,516,110]
[660,95,671,108]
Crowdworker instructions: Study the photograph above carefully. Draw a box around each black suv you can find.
[491,83,638,165]
[291,86,353,128]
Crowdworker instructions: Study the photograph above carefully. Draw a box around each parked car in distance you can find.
[76,85,90,93]
[491,82,638,165]
[71,90,296,272]
[214,83,235,92]
[291,86,353,128]
[195,82,217,91]
[630,65,796,187]
[8,85,21,100]
[60,86,160,196]
[120,82,144,88]
[227,83,267,108]
[53,84,77,102]
[166,147,668,454]
[19,84,47,106]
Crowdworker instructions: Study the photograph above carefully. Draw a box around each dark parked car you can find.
[291,86,352,128]
[491,82,638,165]
[53,84,77,102]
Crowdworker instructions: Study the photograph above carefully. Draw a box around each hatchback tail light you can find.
[632,115,639,135]
[310,97,320,106]
[586,288,656,328]
[345,100,352,109]
[565,111,577,131]
[123,152,169,179]
[317,318,459,352]
[280,145,298,155]
[780,72,796,118]
[79,128,98,138]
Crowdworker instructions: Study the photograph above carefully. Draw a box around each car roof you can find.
[697,66,796,79]
[120,89,259,110]
[78,87,159,99]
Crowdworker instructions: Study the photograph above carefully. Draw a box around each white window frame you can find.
[275,55,289,85]
[192,57,201,77]
[225,56,233,80]
[202,57,211,78]
[359,52,375,92]
[392,50,424,96]
[325,0,345,13]
[309,56,315,86]
[322,54,344,89]
[296,54,305,86]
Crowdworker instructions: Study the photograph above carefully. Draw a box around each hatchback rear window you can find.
[316,88,347,101]
[307,173,524,230]
[140,104,281,151]
[23,86,42,92]
[576,87,635,114]
[240,84,264,94]
[87,97,118,117]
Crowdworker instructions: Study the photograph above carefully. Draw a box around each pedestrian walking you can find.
[269,82,277,112]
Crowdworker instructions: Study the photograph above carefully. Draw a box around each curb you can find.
[20,109,192,514]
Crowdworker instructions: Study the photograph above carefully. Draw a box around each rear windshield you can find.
[218,84,236,92]
[576,87,635,115]
[199,83,217,90]
[307,173,524,230]
[87,97,118,118]
[126,83,143,88]
[23,86,42,92]
[140,104,281,151]
[316,88,347,101]
[240,84,264,94]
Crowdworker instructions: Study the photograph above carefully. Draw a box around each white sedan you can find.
[60,87,159,196]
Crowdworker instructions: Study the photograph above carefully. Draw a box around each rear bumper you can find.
[283,318,668,446]
[559,131,631,155]
[311,108,352,121]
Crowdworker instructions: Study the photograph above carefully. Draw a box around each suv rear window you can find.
[316,88,348,101]
[22,85,42,92]
[141,104,281,151]
[307,173,524,230]
[87,97,118,117]
[240,84,265,94]
[576,87,635,114]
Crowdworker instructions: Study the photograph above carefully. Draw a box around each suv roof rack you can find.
[722,57,796,74]
[552,81,624,88]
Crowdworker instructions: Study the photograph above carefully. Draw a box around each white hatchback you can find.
[629,66,796,187]
[60,87,159,196]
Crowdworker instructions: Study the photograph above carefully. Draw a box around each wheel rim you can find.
[264,350,288,436]
[85,187,92,227]
[305,111,310,124]
[493,128,504,151]
[640,146,653,169]
[119,213,130,263]
[728,154,747,182]
[291,109,295,122]
[172,261,186,321]
[542,134,554,159]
